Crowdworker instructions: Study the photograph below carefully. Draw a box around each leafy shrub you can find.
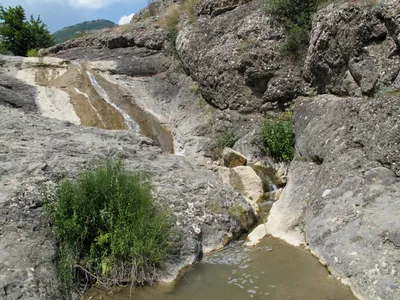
[0,5,55,56]
[26,48,39,57]
[264,0,321,57]
[0,43,10,55]
[265,0,319,28]
[43,160,175,290]
[280,25,310,56]
[261,117,294,162]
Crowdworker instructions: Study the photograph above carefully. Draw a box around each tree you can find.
[0,5,55,56]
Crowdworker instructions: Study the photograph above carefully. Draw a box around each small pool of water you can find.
[86,236,355,300]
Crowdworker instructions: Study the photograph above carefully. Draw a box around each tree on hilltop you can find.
[0,5,55,56]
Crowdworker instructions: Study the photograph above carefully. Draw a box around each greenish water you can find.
[86,237,355,300]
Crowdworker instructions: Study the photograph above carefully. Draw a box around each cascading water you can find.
[86,71,139,131]
[74,87,107,128]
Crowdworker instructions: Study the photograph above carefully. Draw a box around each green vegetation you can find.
[260,113,294,162]
[43,160,175,290]
[0,5,55,56]
[26,48,39,57]
[164,5,182,32]
[184,0,198,24]
[217,130,237,150]
[264,0,321,57]
[189,84,201,96]
[52,20,115,43]
[228,205,246,219]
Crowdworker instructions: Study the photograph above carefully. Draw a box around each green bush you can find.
[0,43,10,55]
[261,117,294,162]
[43,160,175,290]
[265,0,319,28]
[218,130,237,150]
[26,48,39,57]
[264,0,321,57]
[280,25,310,56]
[0,5,55,56]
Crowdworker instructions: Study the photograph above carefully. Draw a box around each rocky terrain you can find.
[0,0,400,299]
[0,70,256,299]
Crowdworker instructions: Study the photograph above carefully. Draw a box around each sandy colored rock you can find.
[230,166,264,203]
[222,147,247,168]
[245,223,268,246]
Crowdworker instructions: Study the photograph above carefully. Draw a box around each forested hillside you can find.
[52,19,115,43]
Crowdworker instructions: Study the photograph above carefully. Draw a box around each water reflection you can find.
[86,237,355,300]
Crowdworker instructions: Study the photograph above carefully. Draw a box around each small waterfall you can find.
[86,71,139,131]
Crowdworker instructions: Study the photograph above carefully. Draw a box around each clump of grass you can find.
[163,5,182,32]
[209,130,238,160]
[217,130,237,150]
[26,48,39,57]
[189,84,201,95]
[43,160,175,291]
[184,0,198,24]
[260,114,294,162]
[228,205,246,219]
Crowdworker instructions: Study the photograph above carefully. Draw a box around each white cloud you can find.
[118,13,134,25]
[67,0,113,9]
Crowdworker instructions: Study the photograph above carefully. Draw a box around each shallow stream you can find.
[86,236,355,300]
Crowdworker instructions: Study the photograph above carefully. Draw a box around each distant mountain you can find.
[52,20,116,43]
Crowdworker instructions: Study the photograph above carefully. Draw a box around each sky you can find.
[0,0,148,32]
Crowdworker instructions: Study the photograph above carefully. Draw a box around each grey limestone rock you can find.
[304,1,400,96]
[0,104,255,299]
[268,94,400,300]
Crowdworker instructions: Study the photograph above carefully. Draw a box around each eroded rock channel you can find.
[1,0,400,299]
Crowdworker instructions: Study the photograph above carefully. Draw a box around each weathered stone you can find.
[196,0,250,16]
[251,161,278,189]
[274,163,288,187]
[0,103,255,299]
[229,166,265,204]
[176,0,301,113]
[266,188,282,202]
[222,147,247,168]
[245,223,268,246]
[304,1,400,97]
[268,94,400,300]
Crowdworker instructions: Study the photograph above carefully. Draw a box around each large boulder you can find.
[176,0,302,113]
[304,1,400,96]
[222,147,247,167]
[228,166,265,204]
[267,94,400,300]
